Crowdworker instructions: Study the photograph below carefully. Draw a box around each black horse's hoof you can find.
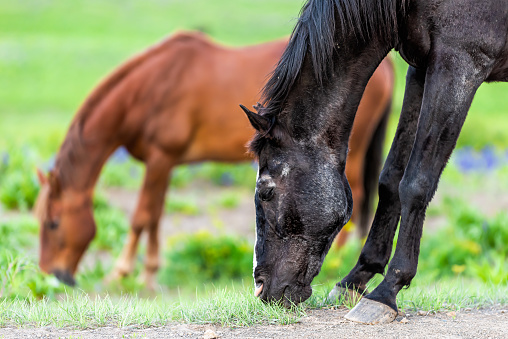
[344,298,397,324]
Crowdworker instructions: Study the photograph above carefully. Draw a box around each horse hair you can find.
[250,0,404,156]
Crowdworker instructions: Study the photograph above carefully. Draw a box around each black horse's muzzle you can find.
[254,271,312,307]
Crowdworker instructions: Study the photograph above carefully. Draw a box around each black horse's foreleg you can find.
[330,66,425,298]
[345,49,492,324]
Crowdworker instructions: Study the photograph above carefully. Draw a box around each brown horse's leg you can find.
[335,157,364,247]
[110,152,172,288]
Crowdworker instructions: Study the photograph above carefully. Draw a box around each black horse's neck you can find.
[287,46,389,164]
[255,0,405,167]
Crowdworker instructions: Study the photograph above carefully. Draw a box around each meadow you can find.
[0,0,507,328]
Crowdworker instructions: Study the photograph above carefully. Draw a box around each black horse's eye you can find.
[45,220,59,230]
[258,186,275,201]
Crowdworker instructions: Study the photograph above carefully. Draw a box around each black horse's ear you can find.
[240,104,271,133]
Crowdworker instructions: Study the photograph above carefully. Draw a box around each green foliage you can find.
[0,217,67,299]
[159,231,253,288]
[313,239,362,286]
[420,200,508,284]
[90,193,129,253]
[157,200,508,290]
[0,252,33,299]
[0,0,302,150]
[0,146,40,210]
[0,216,38,247]
[192,163,257,188]
[216,192,242,209]
[26,274,67,300]
[99,159,143,189]
[171,163,257,189]
[165,196,200,216]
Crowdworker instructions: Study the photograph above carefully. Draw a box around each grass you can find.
[396,281,508,314]
[310,279,508,313]
[0,281,506,329]
[0,289,305,328]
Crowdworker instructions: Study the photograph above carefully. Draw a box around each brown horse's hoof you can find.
[344,298,397,324]
[139,270,157,291]
[327,285,364,304]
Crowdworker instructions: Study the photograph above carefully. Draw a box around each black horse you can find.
[241,0,508,324]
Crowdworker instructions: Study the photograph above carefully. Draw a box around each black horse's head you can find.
[241,105,353,307]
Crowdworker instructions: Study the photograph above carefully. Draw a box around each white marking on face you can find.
[281,163,290,177]
[259,174,275,187]
[253,168,259,275]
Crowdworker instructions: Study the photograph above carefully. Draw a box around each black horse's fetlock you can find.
[327,282,367,304]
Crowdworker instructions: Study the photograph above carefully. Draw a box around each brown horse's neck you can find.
[53,122,117,196]
[51,32,158,195]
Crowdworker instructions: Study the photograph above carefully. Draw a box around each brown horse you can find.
[34,32,394,287]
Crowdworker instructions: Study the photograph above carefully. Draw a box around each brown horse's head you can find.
[34,169,96,286]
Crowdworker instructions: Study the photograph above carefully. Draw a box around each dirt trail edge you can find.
[1,308,507,339]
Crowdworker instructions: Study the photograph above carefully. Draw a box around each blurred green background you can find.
[0,0,507,301]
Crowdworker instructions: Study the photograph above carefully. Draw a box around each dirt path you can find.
[1,309,506,338]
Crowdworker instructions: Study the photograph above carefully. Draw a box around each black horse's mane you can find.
[250,0,404,156]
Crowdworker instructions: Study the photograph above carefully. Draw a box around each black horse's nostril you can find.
[53,269,76,287]
[258,187,275,201]
[254,276,267,298]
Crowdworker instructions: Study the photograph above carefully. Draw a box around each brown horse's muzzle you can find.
[40,256,77,287]
[52,269,76,286]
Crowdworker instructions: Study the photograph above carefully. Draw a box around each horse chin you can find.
[52,269,76,287]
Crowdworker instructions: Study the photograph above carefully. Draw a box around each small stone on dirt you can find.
[400,317,409,324]
[204,328,219,339]
[447,311,456,317]
[418,311,428,316]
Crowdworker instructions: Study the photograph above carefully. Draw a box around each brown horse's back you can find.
[77,32,286,164]
[179,38,287,162]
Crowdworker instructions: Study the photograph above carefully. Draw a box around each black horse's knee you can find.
[398,174,432,210]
